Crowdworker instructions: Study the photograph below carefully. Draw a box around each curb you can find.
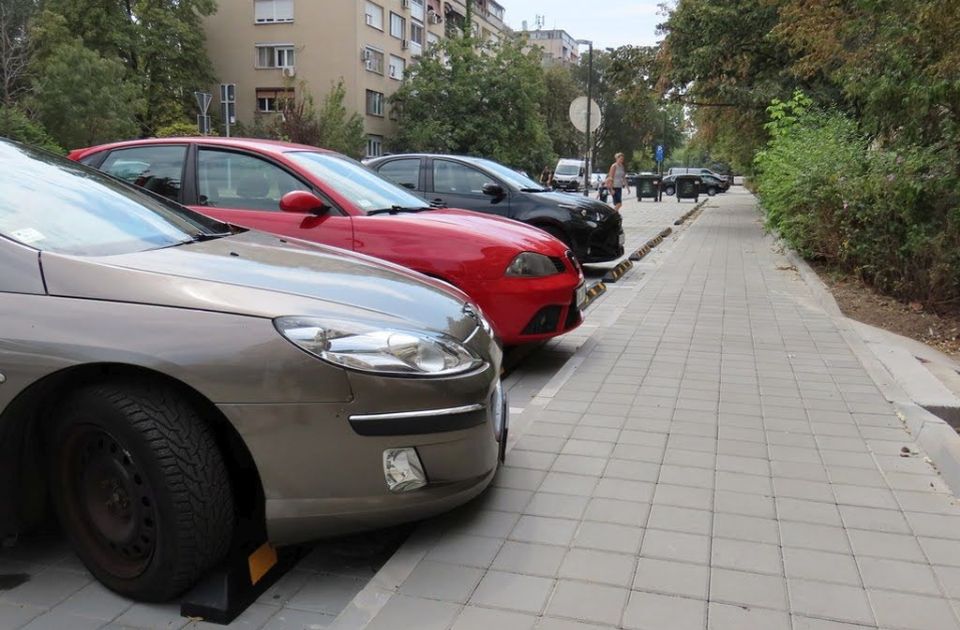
[783,238,960,495]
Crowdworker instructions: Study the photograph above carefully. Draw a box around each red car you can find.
[69,138,585,345]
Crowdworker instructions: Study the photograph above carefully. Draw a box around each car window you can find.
[0,140,228,256]
[433,160,493,195]
[197,148,308,211]
[377,158,420,190]
[100,145,186,202]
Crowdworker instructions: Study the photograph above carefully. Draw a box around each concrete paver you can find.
[339,190,960,630]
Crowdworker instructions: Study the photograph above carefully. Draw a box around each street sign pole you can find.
[220,84,236,138]
[583,41,593,197]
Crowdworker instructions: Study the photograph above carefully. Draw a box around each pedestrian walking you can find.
[606,152,629,212]
[539,166,553,188]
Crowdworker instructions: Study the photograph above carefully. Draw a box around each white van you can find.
[552,158,586,192]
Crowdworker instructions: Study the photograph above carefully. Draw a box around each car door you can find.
[193,146,354,250]
[374,157,427,200]
[428,159,510,217]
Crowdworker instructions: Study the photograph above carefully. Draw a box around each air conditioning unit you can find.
[429,13,442,23]
[365,13,375,26]
[282,66,296,77]
[365,59,377,71]
[388,66,398,78]
[401,0,410,9]
[401,38,409,50]
[361,48,372,61]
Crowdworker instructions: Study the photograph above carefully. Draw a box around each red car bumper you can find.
[476,273,584,346]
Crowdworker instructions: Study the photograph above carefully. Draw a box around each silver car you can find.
[0,140,506,601]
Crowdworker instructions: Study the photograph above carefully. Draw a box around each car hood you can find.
[533,191,617,220]
[39,231,480,339]
[365,208,570,256]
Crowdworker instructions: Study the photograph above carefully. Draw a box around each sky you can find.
[501,0,669,50]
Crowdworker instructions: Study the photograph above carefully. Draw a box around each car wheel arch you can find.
[0,363,266,544]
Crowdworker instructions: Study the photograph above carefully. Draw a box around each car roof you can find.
[74,137,334,158]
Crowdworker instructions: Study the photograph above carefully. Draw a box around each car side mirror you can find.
[280,190,330,215]
[482,183,504,197]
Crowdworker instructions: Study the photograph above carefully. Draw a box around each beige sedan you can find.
[0,139,506,601]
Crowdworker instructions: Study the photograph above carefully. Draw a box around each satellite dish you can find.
[569,96,601,133]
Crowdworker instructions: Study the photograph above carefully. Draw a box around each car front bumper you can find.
[475,269,584,345]
[570,212,625,263]
[217,331,506,545]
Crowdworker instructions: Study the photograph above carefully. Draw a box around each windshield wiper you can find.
[367,205,433,215]
[190,231,234,241]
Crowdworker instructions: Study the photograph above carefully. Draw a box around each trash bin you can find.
[674,175,701,202]
[635,175,661,202]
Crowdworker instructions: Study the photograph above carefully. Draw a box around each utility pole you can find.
[578,40,594,197]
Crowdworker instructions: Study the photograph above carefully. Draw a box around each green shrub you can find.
[754,92,960,310]
[0,106,63,153]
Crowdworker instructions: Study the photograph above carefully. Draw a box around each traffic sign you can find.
[194,91,212,116]
[655,145,664,163]
[569,96,601,134]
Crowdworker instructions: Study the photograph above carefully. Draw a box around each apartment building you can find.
[520,28,580,66]
[203,0,506,157]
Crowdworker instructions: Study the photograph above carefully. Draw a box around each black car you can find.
[366,154,625,263]
[661,172,726,196]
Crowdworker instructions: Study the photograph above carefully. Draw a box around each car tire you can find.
[47,380,234,602]
[707,187,717,196]
[664,185,675,196]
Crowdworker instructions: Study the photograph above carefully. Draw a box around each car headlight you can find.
[275,317,484,377]
[505,252,559,277]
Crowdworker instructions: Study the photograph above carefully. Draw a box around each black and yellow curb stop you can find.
[603,259,634,283]
[583,281,607,307]
[181,542,304,625]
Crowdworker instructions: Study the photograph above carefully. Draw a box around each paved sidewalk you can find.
[344,190,960,630]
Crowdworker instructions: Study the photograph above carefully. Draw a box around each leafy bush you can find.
[0,106,63,153]
[154,121,214,138]
[755,92,960,310]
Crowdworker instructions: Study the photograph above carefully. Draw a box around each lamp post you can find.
[577,39,593,197]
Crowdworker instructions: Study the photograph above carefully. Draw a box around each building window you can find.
[256,44,295,68]
[256,87,295,112]
[409,0,424,20]
[363,47,384,74]
[366,135,383,158]
[364,1,383,30]
[410,20,424,45]
[389,12,405,39]
[254,0,293,24]
[388,54,405,80]
[366,90,384,117]
[427,32,440,49]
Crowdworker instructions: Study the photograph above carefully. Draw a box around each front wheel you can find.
[664,185,675,196]
[707,187,717,196]
[47,381,235,601]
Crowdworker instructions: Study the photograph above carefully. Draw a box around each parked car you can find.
[661,172,726,196]
[70,138,586,346]
[0,138,506,601]
[666,167,731,189]
[551,158,586,192]
[365,154,625,263]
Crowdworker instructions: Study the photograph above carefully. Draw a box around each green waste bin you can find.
[635,175,661,201]
[675,175,701,202]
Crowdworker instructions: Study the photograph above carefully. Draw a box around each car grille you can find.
[550,257,566,273]
[522,305,562,335]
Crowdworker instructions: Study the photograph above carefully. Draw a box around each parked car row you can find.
[0,137,626,602]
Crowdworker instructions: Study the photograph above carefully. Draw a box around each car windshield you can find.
[286,151,428,213]
[470,158,547,191]
[555,165,580,176]
[0,140,230,256]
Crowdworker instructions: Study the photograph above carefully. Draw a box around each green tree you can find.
[390,36,553,173]
[540,65,580,162]
[0,104,61,152]
[274,80,365,158]
[42,0,217,135]
[28,12,140,149]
